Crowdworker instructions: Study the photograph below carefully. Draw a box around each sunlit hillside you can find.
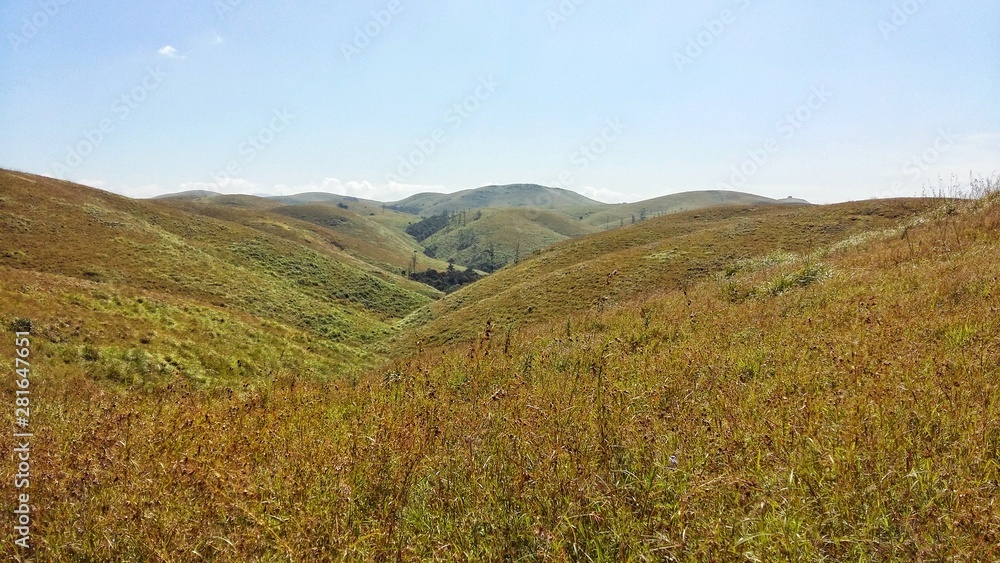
[0,170,433,382]
[396,198,936,349]
[2,171,998,560]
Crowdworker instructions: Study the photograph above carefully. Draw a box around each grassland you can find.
[0,171,433,381]
[388,184,600,216]
[419,207,598,272]
[573,189,808,229]
[396,198,936,350]
[2,171,998,560]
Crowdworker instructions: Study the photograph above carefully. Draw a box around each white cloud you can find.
[167,177,447,202]
[578,185,633,204]
[157,45,185,59]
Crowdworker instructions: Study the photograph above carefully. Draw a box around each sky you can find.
[1,1,998,204]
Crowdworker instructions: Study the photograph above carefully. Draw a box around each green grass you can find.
[395,199,937,350]
[420,207,597,271]
[2,170,1000,559]
[0,170,433,381]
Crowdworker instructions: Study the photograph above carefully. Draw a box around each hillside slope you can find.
[420,207,598,272]
[395,198,935,348]
[575,189,809,228]
[9,182,999,560]
[389,183,600,215]
[0,170,433,381]
[156,198,453,279]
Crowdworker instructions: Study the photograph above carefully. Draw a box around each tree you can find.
[407,251,417,277]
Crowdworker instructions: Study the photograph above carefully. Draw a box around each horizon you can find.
[2,2,998,204]
[2,168,822,205]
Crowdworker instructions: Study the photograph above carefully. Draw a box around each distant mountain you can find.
[388,184,600,215]
[576,190,811,227]
[419,208,598,272]
[777,196,811,204]
[269,192,384,207]
[152,189,221,199]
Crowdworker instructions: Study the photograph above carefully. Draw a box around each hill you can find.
[394,198,933,348]
[388,183,601,215]
[152,189,221,199]
[0,170,434,383]
[9,176,999,559]
[147,186,815,278]
[575,189,810,228]
[419,207,598,272]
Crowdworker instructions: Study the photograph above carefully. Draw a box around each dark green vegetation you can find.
[157,183,813,275]
[387,183,600,215]
[408,263,481,293]
[3,170,999,560]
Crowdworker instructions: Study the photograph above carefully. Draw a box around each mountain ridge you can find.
[152,183,810,216]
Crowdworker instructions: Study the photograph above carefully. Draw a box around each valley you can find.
[1,169,998,559]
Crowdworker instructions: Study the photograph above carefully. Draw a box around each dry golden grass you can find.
[0,170,433,378]
[395,199,937,350]
[2,180,999,559]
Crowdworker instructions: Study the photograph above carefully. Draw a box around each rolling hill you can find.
[419,207,599,272]
[153,184,814,275]
[574,189,810,228]
[0,170,434,383]
[394,198,936,348]
[6,170,998,560]
[387,183,601,215]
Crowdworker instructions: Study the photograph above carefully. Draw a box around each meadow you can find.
[2,176,998,560]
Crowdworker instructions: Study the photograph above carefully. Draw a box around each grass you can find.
[2,171,999,559]
[0,170,434,379]
[420,207,597,271]
[395,198,938,350]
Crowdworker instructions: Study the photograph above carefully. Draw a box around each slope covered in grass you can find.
[574,189,809,228]
[396,198,936,348]
[419,207,598,272]
[389,183,600,215]
[0,170,433,380]
[159,197,453,283]
[5,185,998,560]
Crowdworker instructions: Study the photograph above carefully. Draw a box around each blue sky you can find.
[2,1,997,203]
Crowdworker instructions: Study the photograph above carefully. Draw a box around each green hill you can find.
[0,170,433,383]
[388,183,601,215]
[419,207,598,272]
[395,198,934,348]
[9,171,999,559]
[575,189,810,228]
